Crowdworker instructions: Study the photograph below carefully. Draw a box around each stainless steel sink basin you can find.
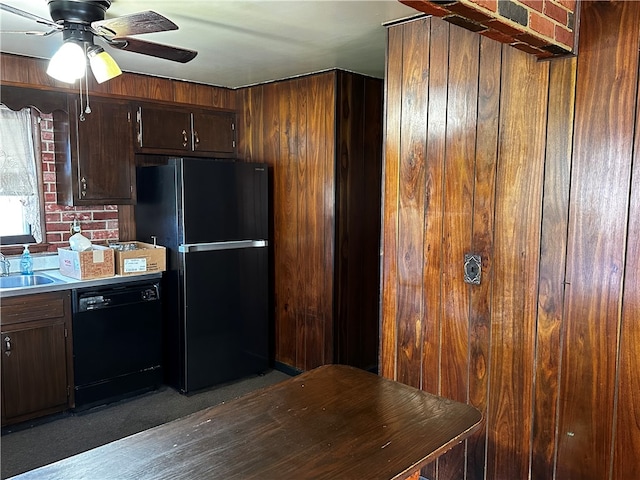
[0,274,58,289]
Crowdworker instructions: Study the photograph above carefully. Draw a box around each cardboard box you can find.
[58,245,115,280]
[111,242,167,276]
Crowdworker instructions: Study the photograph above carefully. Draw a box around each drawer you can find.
[0,291,69,325]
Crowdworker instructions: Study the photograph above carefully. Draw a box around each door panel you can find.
[182,247,268,392]
[2,323,67,419]
[181,159,268,243]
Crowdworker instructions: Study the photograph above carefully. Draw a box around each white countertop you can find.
[0,268,163,298]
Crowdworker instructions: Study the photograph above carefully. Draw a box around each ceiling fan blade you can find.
[1,29,60,36]
[109,37,197,63]
[92,11,178,38]
[0,2,61,29]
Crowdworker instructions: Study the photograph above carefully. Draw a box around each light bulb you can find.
[88,47,122,83]
[47,41,86,83]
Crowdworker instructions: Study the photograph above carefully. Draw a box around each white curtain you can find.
[0,104,42,242]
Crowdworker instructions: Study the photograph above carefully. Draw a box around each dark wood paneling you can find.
[613,47,640,480]
[419,17,447,480]
[381,2,640,479]
[531,56,576,479]
[487,46,549,480]
[396,18,429,389]
[274,80,298,368]
[438,24,480,480]
[238,71,380,372]
[359,75,383,371]
[380,24,404,381]
[556,2,640,478]
[466,35,501,480]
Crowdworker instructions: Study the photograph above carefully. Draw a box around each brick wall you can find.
[401,0,576,57]
[40,113,119,252]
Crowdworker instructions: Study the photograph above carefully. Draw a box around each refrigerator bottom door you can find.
[181,246,269,392]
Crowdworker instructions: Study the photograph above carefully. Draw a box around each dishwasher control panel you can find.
[74,282,161,313]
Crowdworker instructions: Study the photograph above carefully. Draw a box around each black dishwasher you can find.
[72,280,163,410]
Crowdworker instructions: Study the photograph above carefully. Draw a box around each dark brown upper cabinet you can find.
[55,96,136,206]
[135,104,236,157]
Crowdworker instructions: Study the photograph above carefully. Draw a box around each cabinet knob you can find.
[182,129,188,147]
[4,336,11,356]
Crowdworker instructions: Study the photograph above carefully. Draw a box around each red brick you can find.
[557,0,575,12]
[448,1,494,22]
[81,221,107,230]
[486,18,524,36]
[555,24,574,49]
[62,212,91,222]
[48,222,70,232]
[400,0,450,17]
[544,1,568,25]
[44,192,57,203]
[470,0,498,13]
[510,41,545,55]
[41,131,54,141]
[93,211,119,220]
[46,233,63,243]
[481,28,515,44]
[520,0,544,13]
[529,11,555,38]
[46,213,61,223]
[42,172,56,183]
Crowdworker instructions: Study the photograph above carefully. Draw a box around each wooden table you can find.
[11,365,482,480]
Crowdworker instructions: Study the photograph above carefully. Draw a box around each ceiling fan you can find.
[0,0,198,83]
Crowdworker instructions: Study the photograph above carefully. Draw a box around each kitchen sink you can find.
[0,274,59,289]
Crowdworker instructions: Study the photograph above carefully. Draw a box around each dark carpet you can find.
[0,370,290,479]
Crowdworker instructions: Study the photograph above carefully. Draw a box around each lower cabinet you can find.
[1,291,73,426]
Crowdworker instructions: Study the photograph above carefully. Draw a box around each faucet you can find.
[0,253,10,276]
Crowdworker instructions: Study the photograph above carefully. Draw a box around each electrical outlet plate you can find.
[464,253,481,285]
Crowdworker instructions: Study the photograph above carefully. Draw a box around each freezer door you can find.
[181,247,269,392]
[180,159,268,243]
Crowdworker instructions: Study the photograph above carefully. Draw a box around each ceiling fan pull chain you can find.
[84,51,91,115]
[78,77,85,122]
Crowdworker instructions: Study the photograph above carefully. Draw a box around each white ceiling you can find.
[0,0,419,88]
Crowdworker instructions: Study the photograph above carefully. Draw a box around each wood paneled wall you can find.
[0,53,236,109]
[238,70,383,372]
[238,72,337,371]
[380,2,640,479]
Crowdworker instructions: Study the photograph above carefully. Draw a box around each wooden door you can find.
[192,110,236,155]
[1,322,68,423]
[72,97,135,204]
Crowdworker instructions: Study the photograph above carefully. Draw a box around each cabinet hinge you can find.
[232,140,236,148]
[231,123,235,131]
[64,328,68,338]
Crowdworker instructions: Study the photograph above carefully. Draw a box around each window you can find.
[0,105,45,246]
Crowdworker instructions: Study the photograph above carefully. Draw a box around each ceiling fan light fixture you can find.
[88,46,122,83]
[47,40,86,83]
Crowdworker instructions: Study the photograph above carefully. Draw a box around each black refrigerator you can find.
[135,158,269,393]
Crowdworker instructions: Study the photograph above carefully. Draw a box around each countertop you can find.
[0,269,163,298]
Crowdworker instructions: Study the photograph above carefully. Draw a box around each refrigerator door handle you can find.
[178,240,268,253]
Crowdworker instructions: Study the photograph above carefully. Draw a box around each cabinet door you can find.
[1,322,68,421]
[72,97,135,204]
[192,110,236,155]
[137,106,191,152]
